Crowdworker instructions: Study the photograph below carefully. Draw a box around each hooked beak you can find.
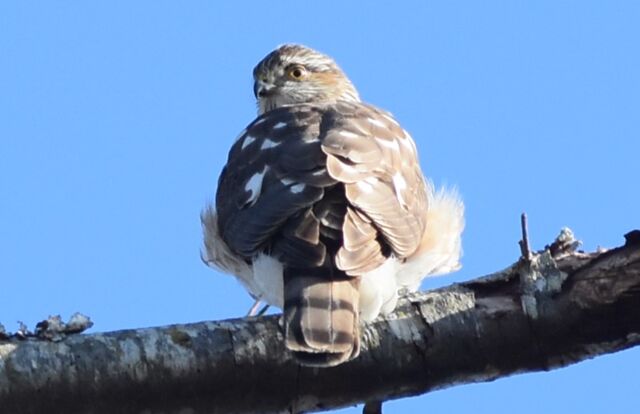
[253,80,277,99]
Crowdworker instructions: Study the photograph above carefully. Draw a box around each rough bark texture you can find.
[1,230,639,414]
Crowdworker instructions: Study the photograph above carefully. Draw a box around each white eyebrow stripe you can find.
[272,122,287,129]
[260,139,281,150]
[241,135,256,149]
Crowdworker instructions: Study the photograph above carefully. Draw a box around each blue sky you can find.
[1,2,638,413]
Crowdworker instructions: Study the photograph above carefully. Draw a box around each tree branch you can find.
[1,229,639,414]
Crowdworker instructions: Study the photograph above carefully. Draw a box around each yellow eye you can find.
[287,65,306,80]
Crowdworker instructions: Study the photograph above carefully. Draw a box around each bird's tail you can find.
[283,271,360,367]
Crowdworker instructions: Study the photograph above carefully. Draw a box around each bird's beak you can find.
[253,80,276,99]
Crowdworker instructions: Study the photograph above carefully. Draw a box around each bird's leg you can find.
[247,298,263,316]
[247,298,270,317]
[256,303,270,316]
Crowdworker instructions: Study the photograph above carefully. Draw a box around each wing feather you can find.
[320,103,428,261]
[216,101,428,273]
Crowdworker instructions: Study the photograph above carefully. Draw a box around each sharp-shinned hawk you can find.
[202,45,464,366]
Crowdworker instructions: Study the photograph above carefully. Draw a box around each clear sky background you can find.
[1,2,638,413]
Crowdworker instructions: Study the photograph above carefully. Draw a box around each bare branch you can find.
[1,229,639,414]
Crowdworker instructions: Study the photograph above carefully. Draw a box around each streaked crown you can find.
[253,45,360,114]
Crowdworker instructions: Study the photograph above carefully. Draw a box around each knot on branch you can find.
[0,313,93,342]
[518,251,567,319]
[518,220,580,319]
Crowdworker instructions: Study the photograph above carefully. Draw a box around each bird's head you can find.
[253,44,360,114]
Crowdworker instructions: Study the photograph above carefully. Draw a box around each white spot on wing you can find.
[392,173,407,191]
[377,138,400,151]
[290,184,305,193]
[339,130,359,139]
[260,139,280,150]
[367,117,386,128]
[244,167,268,206]
[356,180,374,193]
[392,173,408,208]
[280,177,306,193]
[272,122,287,129]
[241,135,256,150]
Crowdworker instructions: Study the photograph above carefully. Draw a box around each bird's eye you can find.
[287,65,306,80]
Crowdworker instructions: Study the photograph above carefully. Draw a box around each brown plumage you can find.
[202,45,464,366]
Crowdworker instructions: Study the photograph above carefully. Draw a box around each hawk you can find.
[202,45,464,367]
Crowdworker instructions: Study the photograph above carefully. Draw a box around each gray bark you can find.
[1,229,639,414]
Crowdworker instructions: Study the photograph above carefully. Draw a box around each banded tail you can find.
[283,270,360,367]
